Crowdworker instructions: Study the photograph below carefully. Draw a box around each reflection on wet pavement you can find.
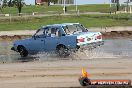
[0,39,132,63]
[0,40,36,63]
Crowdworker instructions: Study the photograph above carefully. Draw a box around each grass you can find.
[0,14,132,31]
[77,4,110,13]
[0,4,110,14]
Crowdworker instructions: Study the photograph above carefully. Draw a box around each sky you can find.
[25,0,127,5]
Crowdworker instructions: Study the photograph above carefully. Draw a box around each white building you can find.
[57,0,74,5]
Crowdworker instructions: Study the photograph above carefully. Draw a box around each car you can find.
[11,23,104,57]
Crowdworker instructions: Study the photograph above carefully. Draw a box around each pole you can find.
[110,0,111,7]
[10,14,11,23]
[63,0,66,14]
[130,5,131,13]
[127,0,129,13]
[128,0,132,13]
[75,0,78,11]
[109,0,112,14]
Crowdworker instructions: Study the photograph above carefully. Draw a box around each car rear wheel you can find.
[57,46,70,58]
[18,46,28,57]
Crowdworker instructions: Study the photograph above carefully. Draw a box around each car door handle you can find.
[41,40,44,41]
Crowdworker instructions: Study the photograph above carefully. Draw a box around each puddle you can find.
[0,39,132,63]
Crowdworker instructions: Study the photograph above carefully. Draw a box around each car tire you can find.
[18,46,28,57]
[57,45,70,58]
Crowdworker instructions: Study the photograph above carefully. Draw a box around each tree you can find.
[8,0,13,7]
[111,0,120,11]
[3,0,8,7]
[0,0,9,13]
[0,0,2,12]
[12,0,24,15]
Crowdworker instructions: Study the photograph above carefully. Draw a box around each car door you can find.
[44,27,61,51]
[27,28,46,53]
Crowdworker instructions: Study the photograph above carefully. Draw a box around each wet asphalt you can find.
[0,39,132,63]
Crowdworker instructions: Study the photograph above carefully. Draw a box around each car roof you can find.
[42,23,80,28]
[62,23,80,25]
[42,24,64,28]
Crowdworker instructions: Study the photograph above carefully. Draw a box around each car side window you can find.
[56,29,61,37]
[46,27,61,37]
[45,27,55,37]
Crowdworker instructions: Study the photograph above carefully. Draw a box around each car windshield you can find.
[34,28,45,38]
[63,24,87,35]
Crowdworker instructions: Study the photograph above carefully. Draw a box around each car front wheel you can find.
[18,46,28,57]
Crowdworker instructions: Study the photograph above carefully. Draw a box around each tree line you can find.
[0,0,25,15]
[1,0,131,15]
[0,0,59,15]
[1,0,25,7]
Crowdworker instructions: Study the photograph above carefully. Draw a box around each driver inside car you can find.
[50,28,57,37]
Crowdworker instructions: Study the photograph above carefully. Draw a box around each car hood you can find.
[14,37,32,45]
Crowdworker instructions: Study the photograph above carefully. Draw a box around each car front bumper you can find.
[11,47,15,51]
